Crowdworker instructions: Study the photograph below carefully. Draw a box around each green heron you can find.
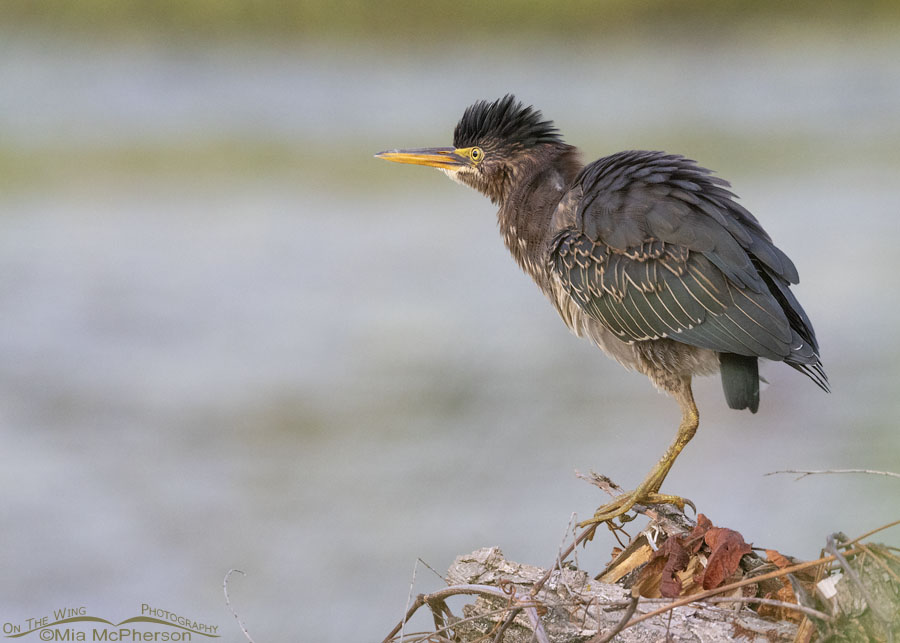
[376,95,828,526]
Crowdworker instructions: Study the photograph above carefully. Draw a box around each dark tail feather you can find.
[719,353,760,413]
[789,360,830,393]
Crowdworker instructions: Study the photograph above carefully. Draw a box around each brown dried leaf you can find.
[701,527,752,590]
[765,549,792,569]
[685,513,714,553]
[633,536,692,598]
[657,537,691,598]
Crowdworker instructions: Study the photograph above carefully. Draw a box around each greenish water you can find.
[1,32,899,641]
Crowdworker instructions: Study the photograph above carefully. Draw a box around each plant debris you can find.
[383,476,900,643]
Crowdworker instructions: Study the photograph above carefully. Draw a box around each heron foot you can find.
[578,490,695,528]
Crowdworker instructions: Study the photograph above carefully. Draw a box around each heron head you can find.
[376,95,564,203]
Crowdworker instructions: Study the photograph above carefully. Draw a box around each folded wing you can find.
[548,151,827,390]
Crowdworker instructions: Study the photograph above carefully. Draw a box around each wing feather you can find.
[547,151,827,387]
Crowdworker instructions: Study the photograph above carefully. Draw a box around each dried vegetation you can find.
[382,473,900,643]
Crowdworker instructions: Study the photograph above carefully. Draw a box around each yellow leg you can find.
[580,379,699,528]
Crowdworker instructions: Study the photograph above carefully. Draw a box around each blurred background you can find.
[1,1,899,640]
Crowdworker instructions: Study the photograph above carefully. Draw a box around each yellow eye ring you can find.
[470,147,484,163]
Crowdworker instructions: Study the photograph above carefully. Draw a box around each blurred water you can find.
[1,33,899,641]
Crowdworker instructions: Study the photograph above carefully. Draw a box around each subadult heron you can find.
[376,95,828,526]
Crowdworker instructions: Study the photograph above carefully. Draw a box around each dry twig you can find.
[223,569,256,643]
[766,468,900,481]
[703,596,832,622]
[586,595,639,643]
[382,583,550,643]
[399,558,421,642]
[490,606,520,643]
[844,518,900,546]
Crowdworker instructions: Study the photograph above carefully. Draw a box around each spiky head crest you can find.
[453,95,562,150]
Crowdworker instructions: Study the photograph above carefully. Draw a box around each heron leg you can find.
[580,378,699,527]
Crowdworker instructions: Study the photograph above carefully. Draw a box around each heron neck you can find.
[497,145,582,284]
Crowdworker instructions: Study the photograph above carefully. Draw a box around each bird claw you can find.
[577,491,641,528]
[647,492,696,515]
[577,490,695,529]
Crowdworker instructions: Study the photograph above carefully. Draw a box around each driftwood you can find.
[444,546,798,642]
[385,536,900,643]
[381,474,900,643]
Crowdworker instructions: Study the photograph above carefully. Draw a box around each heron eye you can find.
[470,147,484,163]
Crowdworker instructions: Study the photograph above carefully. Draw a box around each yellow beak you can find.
[374,147,468,170]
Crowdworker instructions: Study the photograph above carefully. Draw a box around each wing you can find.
[548,151,826,383]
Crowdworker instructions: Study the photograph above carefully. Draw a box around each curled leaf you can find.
[634,536,692,598]
[702,527,752,590]
[657,537,691,598]
[685,513,713,553]
[765,549,792,569]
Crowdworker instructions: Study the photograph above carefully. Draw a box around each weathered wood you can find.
[446,547,798,642]
[380,484,900,643]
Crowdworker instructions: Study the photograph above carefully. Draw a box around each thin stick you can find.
[703,596,832,622]
[586,595,639,643]
[491,606,520,643]
[384,595,426,643]
[400,558,420,642]
[532,524,598,595]
[383,584,549,643]
[406,604,550,643]
[223,569,255,643]
[766,469,900,480]
[843,518,900,547]
[417,557,447,583]
[873,546,900,566]
[495,513,588,643]
[552,512,584,596]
